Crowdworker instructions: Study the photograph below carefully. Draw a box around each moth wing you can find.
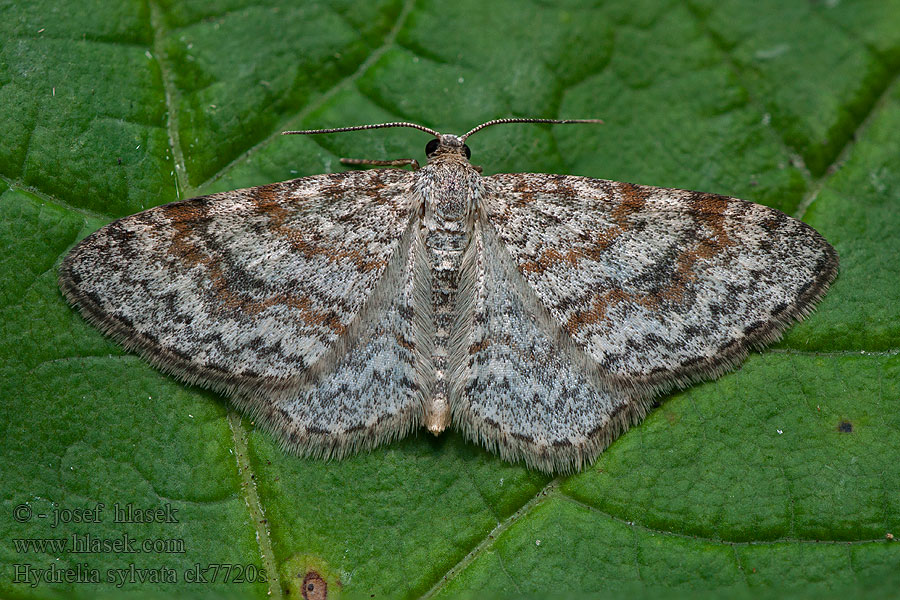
[59,169,424,456]
[454,220,635,473]
[482,173,838,394]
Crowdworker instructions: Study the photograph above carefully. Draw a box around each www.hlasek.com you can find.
[14,532,185,555]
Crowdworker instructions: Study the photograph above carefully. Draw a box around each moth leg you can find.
[340,158,420,170]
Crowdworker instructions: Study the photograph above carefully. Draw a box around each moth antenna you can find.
[461,118,603,141]
[282,122,442,137]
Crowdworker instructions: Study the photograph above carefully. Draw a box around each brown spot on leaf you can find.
[301,570,327,600]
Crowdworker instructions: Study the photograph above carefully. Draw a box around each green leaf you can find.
[2,1,898,599]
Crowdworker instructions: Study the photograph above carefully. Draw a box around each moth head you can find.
[425,135,472,161]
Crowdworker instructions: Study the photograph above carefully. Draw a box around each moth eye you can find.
[425,138,440,156]
[463,144,471,159]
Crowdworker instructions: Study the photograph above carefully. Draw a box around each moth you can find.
[58,118,838,473]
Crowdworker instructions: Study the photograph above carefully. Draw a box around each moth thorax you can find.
[425,170,481,225]
[431,193,470,222]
